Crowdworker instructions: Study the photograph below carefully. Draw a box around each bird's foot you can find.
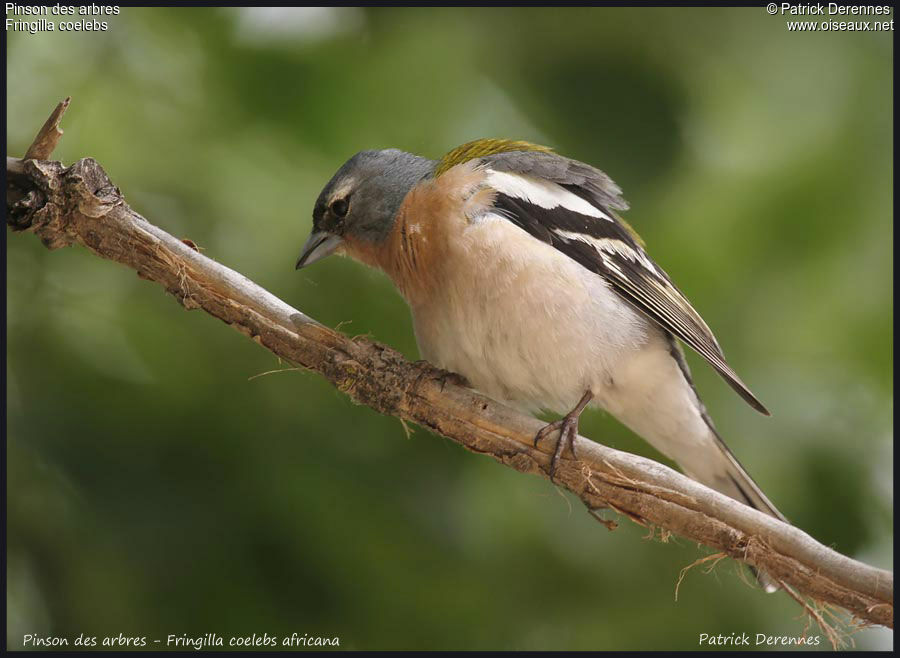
[533,416,580,481]
[533,390,594,481]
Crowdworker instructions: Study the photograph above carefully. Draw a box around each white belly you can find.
[405,214,736,502]
[409,216,655,413]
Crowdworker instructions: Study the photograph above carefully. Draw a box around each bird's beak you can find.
[296,231,343,269]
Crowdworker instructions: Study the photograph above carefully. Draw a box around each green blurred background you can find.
[6,7,893,651]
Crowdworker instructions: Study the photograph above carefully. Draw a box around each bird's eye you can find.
[330,197,349,218]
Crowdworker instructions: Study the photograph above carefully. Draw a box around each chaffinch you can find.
[297,138,784,589]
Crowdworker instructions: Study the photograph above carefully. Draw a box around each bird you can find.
[296,138,786,590]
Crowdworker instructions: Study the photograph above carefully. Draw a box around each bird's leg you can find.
[533,389,594,481]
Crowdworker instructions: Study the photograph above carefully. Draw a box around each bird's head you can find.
[296,149,435,269]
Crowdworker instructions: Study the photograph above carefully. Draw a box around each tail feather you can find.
[713,432,787,524]
[705,426,786,593]
[666,337,786,592]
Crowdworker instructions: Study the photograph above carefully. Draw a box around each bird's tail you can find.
[703,430,786,523]
[684,425,786,592]
[665,339,786,592]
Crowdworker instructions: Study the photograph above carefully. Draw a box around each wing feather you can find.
[480,158,769,415]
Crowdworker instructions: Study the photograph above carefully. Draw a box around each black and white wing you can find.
[479,151,770,415]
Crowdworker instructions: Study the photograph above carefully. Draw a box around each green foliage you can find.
[7,7,892,651]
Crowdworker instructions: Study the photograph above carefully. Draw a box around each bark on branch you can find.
[6,103,893,639]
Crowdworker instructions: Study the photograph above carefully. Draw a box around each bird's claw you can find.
[533,389,593,482]
[534,414,580,482]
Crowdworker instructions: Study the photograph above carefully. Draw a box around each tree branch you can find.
[23,96,70,161]
[6,103,893,637]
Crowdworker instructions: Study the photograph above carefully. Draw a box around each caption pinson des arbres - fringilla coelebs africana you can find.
[297,138,785,591]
